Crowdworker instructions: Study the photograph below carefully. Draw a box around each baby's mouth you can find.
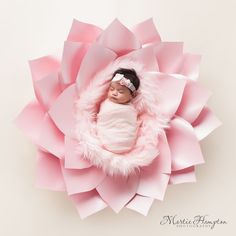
[109,97,119,103]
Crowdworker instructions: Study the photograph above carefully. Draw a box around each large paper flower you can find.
[16,18,221,219]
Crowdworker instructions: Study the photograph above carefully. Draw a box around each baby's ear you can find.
[132,91,137,98]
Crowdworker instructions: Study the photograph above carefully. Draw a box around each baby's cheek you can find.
[107,91,112,97]
[123,94,130,100]
[120,94,126,100]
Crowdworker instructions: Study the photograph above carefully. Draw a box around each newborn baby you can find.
[97,68,140,154]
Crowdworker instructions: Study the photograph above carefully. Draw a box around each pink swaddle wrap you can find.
[97,99,138,154]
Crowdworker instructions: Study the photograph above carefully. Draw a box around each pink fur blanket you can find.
[75,59,169,176]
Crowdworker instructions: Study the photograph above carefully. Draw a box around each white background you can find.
[1,0,235,235]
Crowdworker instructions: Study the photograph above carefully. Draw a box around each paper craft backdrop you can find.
[1,0,235,235]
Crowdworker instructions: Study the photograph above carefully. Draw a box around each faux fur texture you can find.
[75,59,169,176]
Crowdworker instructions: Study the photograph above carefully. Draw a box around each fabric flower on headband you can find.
[16,18,221,219]
[112,73,136,92]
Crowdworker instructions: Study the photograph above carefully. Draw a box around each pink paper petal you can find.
[119,46,159,71]
[126,195,154,216]
[70,190,107,219]
[154,73,186,118]
[60,41,89,86]
[34,72,61,110]
[157,132,172,174]
[61,165,105,195]
[97,19,141,56]
[179,53,201,80]
[132,18,161,46]
[76,43,117,93]
[64,136,92,169]
[192,107,222,140]
[169,166,196,184]
[176,80,212,124]
[15,101,45,144]
[35,150,66,191]
[167,117,205,171]
[154,42,183,73]
[96,174,139,213]
[137,157,170,200]
[38,114,65,159]
[29,56,60,82]
[48,84,76,138]
[67,19,102,43]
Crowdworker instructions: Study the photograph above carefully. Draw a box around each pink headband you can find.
[111,73,136,92]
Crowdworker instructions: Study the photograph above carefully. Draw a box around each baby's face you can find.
[108,82,133,104]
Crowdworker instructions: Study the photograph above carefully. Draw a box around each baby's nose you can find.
[112,90,118,96]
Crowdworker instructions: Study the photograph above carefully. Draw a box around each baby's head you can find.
[108,68,140,104]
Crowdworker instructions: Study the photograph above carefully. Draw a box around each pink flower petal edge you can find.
[70,190,107,219]
[96,174,140,213]
[126,194,154,216]
[35,150,66,191]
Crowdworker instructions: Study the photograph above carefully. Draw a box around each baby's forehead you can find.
[110,81,127,90]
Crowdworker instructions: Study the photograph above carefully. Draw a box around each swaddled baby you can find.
[97,68,140,154]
